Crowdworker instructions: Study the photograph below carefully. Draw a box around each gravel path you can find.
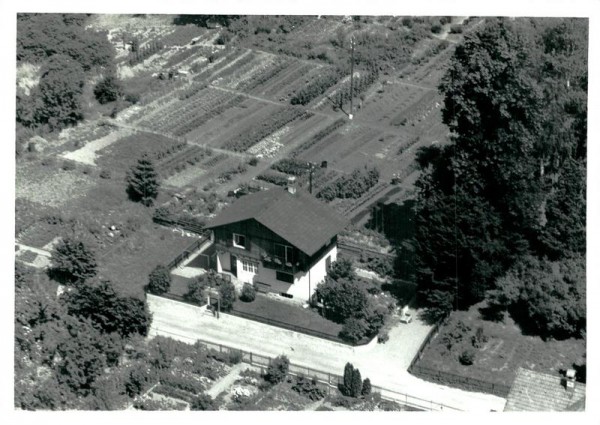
[205,363,247,398]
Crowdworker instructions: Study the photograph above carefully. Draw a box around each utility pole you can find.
[308,162,316,194]
[349,37,355,120]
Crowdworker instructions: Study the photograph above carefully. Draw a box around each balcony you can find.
[260,254,303,274]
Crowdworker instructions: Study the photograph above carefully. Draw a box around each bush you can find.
[450,24,463,34]
[265,355,289,384]
[328,258,356,281]
[190,393,217,410]
[361,378,372,396]
[147,265,171,295]
[292,375,326,401]
[431,24,443,34]
[340,318,368,343]
[471,326,488,348]
[99,169,111,179]
[184,277,208,305]
[377,332,389,344]
[459,349,476,366]
[228,349,243,365]
[248,156,259,166]
[240,283,256,302]
[219,280,236,311]
[331,395,354,408]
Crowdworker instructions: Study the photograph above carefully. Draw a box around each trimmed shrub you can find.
[459,349,476,366]
[265,355,289,384]
[343,362,354,395]
[377,332,389,344]
[350,368,362,397]
[361,378,372,396]
[147,264,171,295]
[219,280,236,311]
[240,282,256,302]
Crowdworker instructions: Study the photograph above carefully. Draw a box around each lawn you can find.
[413,301,586,390]
[99,226,196,299]
[232,294,343,341]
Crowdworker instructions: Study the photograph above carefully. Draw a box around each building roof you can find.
[504,367,586,412]
[206,187,348,256]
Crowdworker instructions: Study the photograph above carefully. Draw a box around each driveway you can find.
[147,294,506,411]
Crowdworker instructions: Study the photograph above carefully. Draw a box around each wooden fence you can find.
[166,235,209,270]
[153,215,205,235]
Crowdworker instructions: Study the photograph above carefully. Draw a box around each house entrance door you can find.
[230,254,237,277]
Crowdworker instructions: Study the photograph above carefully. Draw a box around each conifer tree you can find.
[126,153,159,206]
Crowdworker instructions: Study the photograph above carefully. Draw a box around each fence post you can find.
[250,352,253,365]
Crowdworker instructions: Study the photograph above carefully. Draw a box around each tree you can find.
[361,378,372,396]
[265,355,289,384]
[414,18,587,314]
[316,277,369,322]
[350,368,363,397]
[343,362,354,395]
[340,317,368,343]
[147,265,171,295]
[126,153,159,206]
[64,280,152,338]
[50,237,97,284]
[94,74,122,104]
[190,394,217,410]
[219,280,237,311]
[488,255,585,339]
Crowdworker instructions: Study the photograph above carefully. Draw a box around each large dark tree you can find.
[126,153,160,206]
[414,18,587,322]
[50,237,97,284]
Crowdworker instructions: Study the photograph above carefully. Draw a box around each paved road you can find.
[147,295,506,411]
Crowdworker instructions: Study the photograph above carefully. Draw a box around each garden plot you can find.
[16,162,96,208]
[212,51,279,90]
[96,131,185,176]
[257,61,324,102]
[359,82,433,127]
[61,127,135,166]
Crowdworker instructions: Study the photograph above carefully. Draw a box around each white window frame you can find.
[242,260,259,274]
[233,233,246,249]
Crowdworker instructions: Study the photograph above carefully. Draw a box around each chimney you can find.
[287,176,297,194]
[564,369,576,397]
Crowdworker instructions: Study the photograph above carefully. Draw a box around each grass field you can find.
[232,294,343,339]
[413,302,586,389]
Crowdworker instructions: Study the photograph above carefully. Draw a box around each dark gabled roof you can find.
[504,368,586,412]
[206,187,348,256]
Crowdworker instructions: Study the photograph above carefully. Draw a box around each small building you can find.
[504,367,586,411]
[205,177,348,302]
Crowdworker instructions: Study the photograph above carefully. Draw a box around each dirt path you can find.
[206,363,247,398]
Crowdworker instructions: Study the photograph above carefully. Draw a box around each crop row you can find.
[128,41,164,67]
[290,118,346,158]
[177,82,210,100]
[222,107,312,152]
[317,166,380,201]
[259,62,313,98]
[165,45,204,69]
[202,153,228,168]
[171,95,246,137]
[290,67,344,106]
[153,140,188,161]
[157,145,213,177]
[208,50,256,83]
[256,169,290,186]
[390,90,438,127]
[342,181,389,217]
[190,48,236,79]
[236,59,289,93]
[330,69,379,107]
[270,157,312,176]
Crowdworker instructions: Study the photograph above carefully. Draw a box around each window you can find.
[242,260,259,274]
[274,243,294,263]
[233,233,246,249]
[276,271,294,283]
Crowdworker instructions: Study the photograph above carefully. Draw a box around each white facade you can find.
[216,244,337,302]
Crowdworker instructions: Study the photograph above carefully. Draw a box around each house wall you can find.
[252,244,337,302]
